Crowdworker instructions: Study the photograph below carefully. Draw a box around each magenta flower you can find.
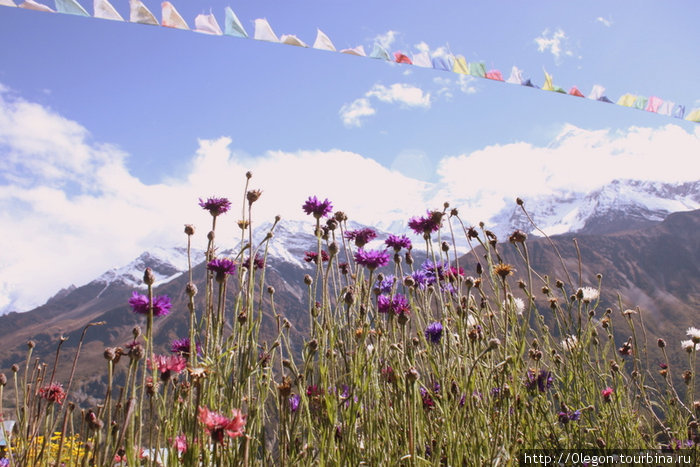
[377,295,391,314]
[344,228,377,248]
[198,406,246,444]
[38,382,66,405]
[602,386,614,402]
[304,250,329,264]
[241,254,265,270]
[172,434,187,454]
[378,294,410,317]
[302,196,333,219]
[385,234,412,252]
[289,394,301,413]
[408,210,443,235]
[198,197,231,217]
[170,337,202,357]
[354,249,390,271]
[207,258,237,282]
[128,291,172,317]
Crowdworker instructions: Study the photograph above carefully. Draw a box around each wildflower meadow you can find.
[1,172,698,466]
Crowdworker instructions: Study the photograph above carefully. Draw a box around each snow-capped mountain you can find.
[494,179,700,237]
[91,246,205,292]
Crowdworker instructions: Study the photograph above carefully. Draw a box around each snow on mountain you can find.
[92,246,205,291]
[495,179,700,237]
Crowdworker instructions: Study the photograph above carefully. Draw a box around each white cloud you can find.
[339,97,375,127]
[457,75,477,94]
[366,83,431,108]
[596,16,612,27]
[374,30,398,50]
[339,83,431,126]
[2,86,699,314]
[534,28,574,62]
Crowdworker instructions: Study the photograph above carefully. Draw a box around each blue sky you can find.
[0,0,699,312]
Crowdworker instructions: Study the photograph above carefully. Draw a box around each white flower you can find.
[366,344,375,354]
[681,340,700,352]
[578,287,599,303]
[503,296,525,315]
[561,335,578,352]
[466,313,478,327]
[687,327,700,344]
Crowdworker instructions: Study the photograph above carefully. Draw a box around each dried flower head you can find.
[494,263,515,280]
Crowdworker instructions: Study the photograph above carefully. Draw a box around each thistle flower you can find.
[344,228,377,248]
[558,410,581,424]
[198,406,246,444]
[207,258,237,282]
[198,197,231,217]
[172,434,187,454]
[687,327,700,344]
[578,286,599,303]
[503,296,525,315]
[494,263,515,280]
[385,234,412,252]
[302,196,333,219]
[602,386,614,403]
[38,382,66,405]
[354,249,390,270]
[128,291,172,317]
[561,335,578,352]
[150,354,187,381]
[425,322,444,344]
[377,275,396,294]
[408,210,443,235]
[241,254,265,270]
[377,295,391,314]
[170,337,201,357]
[681,340,700,353]
[289,394,301,413]
[304,250,329,264]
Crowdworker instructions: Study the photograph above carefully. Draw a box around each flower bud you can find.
[184,224,195,236]
[143,267,155,286]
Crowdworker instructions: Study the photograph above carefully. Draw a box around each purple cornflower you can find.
[198,197,231,217]
[302,196,333,219]
[524,369,553,393]
[558,410,581,424]
[241,254,265,270]
[408,210,443,235]
[344,228,377,248]
[537,370,553,392]
[304,250,329,264]
[354,249,390,271]
[170,337,202,357]
[410,270,429,289]
[207,258,237,282]
[378,275,395,294]
[419,387,435,410]
[391,294,410,317]
[289,394,301,413]
[128,291,172,317]
[385,234,412,252]
[425,322,444,344]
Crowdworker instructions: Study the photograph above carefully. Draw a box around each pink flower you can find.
[172,434,187,454]
[38,382,66,405]
[149,354,187,381]
[198,406,246,444]
[602,386,614,402]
